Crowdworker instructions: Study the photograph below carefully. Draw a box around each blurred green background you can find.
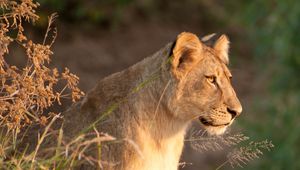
[31,0,300,169]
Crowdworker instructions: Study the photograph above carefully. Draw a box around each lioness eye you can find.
[206,76,217,84]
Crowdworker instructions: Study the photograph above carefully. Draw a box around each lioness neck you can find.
[126,95,188,170]
[123,44,189,170]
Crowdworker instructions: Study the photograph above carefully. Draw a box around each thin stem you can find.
[215,160,229,170]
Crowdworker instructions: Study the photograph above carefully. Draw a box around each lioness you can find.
[62,32,242,170]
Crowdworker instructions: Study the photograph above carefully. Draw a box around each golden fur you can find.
[62,32,242,170]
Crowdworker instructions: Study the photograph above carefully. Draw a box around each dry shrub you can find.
[0,0,84,134]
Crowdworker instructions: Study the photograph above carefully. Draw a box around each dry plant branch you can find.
[0,0,84,133]
[186,129,274,169]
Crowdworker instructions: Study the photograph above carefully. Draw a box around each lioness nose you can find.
[227,107,242,119]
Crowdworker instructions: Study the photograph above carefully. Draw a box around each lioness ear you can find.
[171,32,202,79]
[214,34,230,65]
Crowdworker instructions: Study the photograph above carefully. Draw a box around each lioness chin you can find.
[62,32,242,170]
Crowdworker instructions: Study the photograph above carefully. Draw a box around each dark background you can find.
[11,0,300,169]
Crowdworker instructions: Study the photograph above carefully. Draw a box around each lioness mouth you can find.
[199,117,230,127]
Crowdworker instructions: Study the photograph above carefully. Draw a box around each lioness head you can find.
[167,32,242,135]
